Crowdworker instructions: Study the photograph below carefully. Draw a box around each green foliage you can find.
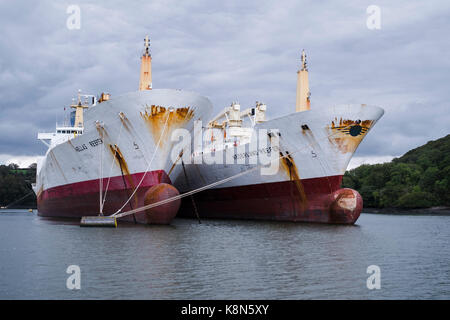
[0,164,36,208]
[396,191,437,208]
[343,134,450,208]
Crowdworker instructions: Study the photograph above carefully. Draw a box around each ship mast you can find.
[70,90,89,128]
[295,49,311,112]
[139,35,152,91]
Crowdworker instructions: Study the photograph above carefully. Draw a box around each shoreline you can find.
[363,206,450,216]
[3,207,450,216]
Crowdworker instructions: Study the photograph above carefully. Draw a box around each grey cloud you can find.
[0,0,449,160]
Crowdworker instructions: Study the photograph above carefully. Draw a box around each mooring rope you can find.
[113,165,260,218]
[3,190,35,209]
[99,126,104,214]
[100,119,125,213]
[113,110,171,215]
[111,124,355,219]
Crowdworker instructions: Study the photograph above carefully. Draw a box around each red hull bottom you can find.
[37,171,362,225]
[37,170,178,224]
[178,175,363,224]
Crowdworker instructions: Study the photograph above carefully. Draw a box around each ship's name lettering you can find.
[233,145,279,160]
[75,144,88,152]
[89,138,103,147]
[74,139,103,152]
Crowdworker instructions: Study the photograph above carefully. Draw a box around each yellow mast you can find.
[70,90,89,128]
[139,35,152,91]
[295,49,311,112]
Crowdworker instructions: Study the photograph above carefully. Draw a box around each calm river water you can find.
[0,210,449,299]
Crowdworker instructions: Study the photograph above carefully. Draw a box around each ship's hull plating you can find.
[178,175,362,224]
[172,104,384,224]
[38,170,173,224]
[36,89,213,223]
[38,171,360,224]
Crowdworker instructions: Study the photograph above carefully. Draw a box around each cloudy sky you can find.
[0,0,449,168]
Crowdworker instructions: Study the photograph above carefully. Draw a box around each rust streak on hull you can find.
[108,144,138,208]
[140,105,195,147]
[328,118,374,154]
[279,152,308,210]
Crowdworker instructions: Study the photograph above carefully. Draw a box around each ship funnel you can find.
[295,49,311,112]
[139,35,152,91]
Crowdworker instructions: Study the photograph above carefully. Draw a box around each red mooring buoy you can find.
[143,183,181,224]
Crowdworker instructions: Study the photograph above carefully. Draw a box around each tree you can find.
[342,134,450,209]
[396,191,437,208]
[0,164,36,208]
[8,163,19,170]
[419,167,440,191]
